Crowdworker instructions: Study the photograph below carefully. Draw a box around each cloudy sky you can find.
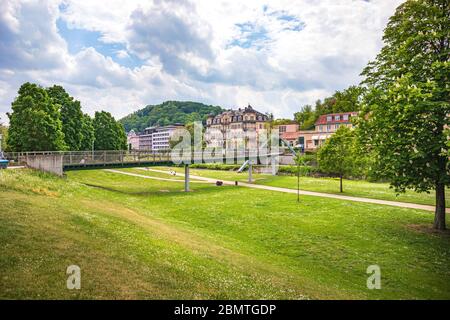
[0,0,404,124]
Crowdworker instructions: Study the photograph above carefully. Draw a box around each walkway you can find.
[138,168,450,214]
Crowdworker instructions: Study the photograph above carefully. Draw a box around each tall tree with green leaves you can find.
[47,85,84,151]
[80,113,95,151]
[317,126,358,193]
[7,82,66,151]
[358,0,450,230]
[93,111,127,150]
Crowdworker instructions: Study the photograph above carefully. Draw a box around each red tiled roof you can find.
[315,112,358,125]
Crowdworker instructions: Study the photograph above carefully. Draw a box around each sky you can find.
[0,0,404,125]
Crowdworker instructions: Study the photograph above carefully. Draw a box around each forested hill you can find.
[119,101,224,132]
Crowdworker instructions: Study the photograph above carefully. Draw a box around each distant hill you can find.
[119,101,224,132]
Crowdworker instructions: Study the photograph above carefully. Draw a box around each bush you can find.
[278,165,318,176]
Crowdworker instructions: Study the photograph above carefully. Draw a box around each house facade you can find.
[275,111,358,151]
[205,105,270,149]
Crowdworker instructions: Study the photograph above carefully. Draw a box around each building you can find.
[128,124,184,151]
[205,105,270,148]
[311,112,358,148]
[275,112,358,151]
[151,124,184,151]
[127,130,140,151]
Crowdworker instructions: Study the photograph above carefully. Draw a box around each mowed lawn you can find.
[1,169,450,299]
[150,166,450,207]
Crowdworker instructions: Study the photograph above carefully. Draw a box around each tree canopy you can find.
[7,82,66,151]
[119,101,224,132]
[294,86,364,130]
[47,85,84,151]
[358,0,450,230]
[93,111,127,150]
[317,126,359,193]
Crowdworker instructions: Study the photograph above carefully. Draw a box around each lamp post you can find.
[0,134,3,154]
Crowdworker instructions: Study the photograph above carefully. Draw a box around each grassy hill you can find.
[119,101,224,132]
[1,168,449,299]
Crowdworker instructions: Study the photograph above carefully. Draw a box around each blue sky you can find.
[0,0,404,124]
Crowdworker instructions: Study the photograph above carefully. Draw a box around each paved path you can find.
[105,169,210,183]
[142,168,450,214]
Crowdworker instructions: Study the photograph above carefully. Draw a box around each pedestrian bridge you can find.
[3,150,282,191]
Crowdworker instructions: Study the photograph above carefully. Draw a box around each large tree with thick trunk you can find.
[358,0,449,230]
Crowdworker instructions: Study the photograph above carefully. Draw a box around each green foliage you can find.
[357,0,450,228]
[317,126,361,191]
[294,86,364,129]
[80,113,95,151]
[0,123,8,152]
[278,165,318,176]
[7,82,67,151]
[120,101,224,132]
[93,111,127,150]
[271,118,293,126]
[47,85,84,150]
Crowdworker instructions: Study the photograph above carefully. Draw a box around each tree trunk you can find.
[434,182,446,230]
[340,174,343,193]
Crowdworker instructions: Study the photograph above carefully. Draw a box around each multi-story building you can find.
[151,124,184,151]
[311,112,358,148]
[128,124,184,151]
[127,130,140,151]
[138,127,155,151]
[205,105,270,149]
[275,111,358,151]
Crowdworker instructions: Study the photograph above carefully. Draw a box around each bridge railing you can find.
[3,149,283,167]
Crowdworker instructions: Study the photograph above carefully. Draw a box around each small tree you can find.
[80,113,95,151]
[317,126,356,193]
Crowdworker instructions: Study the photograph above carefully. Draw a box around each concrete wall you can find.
[25,154,64,176]
[279,155,295,165]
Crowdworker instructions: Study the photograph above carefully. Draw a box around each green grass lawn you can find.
[1,168,449,299]
[151,166,450,207]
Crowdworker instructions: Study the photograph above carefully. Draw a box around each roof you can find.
[315,112,358,125]
[209,104,268,120]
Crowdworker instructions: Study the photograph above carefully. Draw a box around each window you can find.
[343,114,349,121]
[279,126,286,133]
[335,115,340,121]
[327,124,331,132]
[327,116,332,122]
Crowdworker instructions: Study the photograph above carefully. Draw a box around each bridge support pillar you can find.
[184,164,190,192]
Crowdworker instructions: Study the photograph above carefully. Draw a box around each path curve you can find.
[142,168,450,214]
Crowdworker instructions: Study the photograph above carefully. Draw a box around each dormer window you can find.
[327,116,332,122]
[343,114,349,121]
[335,115,340,121]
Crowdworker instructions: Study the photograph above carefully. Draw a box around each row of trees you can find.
[6,83,127,152]
[313,0,449,230]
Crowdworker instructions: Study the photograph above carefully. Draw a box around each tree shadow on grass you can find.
[81,182,230,198]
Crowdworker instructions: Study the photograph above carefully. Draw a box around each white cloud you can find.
[0,0,405,126]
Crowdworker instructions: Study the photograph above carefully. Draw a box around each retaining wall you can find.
[25,154,64,176]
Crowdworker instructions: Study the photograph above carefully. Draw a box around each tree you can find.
[317,126,357,193]
[93,111,127,150]
[47,85,84,150]
[80,113,95,151]
[0,118,8,152]
[358,0,450,230]
[294,86,364,130]
[7,82,66,151]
